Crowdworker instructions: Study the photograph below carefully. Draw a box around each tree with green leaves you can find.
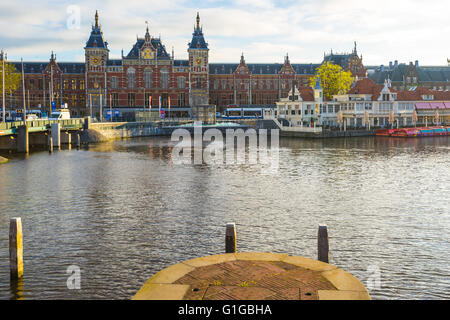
[1,60,21,99]
[309,62,353,100]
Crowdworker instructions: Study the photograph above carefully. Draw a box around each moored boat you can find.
[377,126,450,137]
[375,129,398,136]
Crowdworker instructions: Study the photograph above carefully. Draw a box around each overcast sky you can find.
[1,0,449,66]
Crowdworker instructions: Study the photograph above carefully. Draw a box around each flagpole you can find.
[1,49,5,123]
[149,95,152,121]
[89,94,92,118]
[21,58,26,124]
[109,94,112,122]
[100,93,103,122]
[48,82,51,116]
[50,64,54,111]
[159,95,161,120]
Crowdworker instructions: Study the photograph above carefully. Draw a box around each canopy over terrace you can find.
[415,102,450,124]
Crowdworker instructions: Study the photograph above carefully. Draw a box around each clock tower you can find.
[84,10,109,114]
[188,12,209,107]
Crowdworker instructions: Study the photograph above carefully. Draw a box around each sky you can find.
[0,0,449,66]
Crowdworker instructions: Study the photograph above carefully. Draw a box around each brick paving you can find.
[174,259,337,300]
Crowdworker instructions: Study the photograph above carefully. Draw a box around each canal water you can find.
[0,136,449,300]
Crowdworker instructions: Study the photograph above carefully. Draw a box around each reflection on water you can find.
[0,136,449,300]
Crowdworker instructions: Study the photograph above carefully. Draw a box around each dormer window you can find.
[382,94,390,101]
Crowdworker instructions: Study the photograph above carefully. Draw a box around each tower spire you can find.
[196,12,200,30]
[145,20,150,41]
[95,10,99,28]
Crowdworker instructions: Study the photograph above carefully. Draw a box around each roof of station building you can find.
[368,64,450,84]
[125,38,170,59]
[209,63,320,75]
[173,60,189,67]
[11,61,85,74]
[106,59,122,66]
[85,11,108,49]
[188,13,208,50]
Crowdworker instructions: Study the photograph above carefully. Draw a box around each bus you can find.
[220,107,265,119]
[3,109,48,121]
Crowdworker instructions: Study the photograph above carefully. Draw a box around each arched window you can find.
[160,69,169,89]
[177,76,185,89]
[127,67,136,89]
[144,69,153,89]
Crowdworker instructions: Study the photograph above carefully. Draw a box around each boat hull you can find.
[376,127,450,137]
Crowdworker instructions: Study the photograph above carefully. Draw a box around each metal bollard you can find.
[225,223,237,253]
[9,218,23,279]
[318,225,329,263]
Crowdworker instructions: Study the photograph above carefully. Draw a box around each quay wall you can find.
[82,122,173,143]
[83,121,253,143]
[258,120,376,138]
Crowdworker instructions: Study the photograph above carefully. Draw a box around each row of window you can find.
[5,93,85,108]
[280,108,315,115]
[210,79,310,91]
[24,79,85,91]
[111,93,187,107]
[124,69,174,89]
[210,94,280,105]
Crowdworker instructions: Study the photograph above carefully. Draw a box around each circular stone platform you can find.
[133,252,370,300]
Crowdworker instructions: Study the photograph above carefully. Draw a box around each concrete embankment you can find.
[0,156,8,164]
[81,122,175,143]
[279,128,376,138]
[258,119,376,138]
[82,121,252,143]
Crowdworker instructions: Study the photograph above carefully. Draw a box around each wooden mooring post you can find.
[76,133,80,149]
[9,218,23,279]
[48,137,53,153]
[225,223,237,253]
[318,225,329,263]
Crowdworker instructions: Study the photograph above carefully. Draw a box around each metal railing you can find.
[0,119,83,132]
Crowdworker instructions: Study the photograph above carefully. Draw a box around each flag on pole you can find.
[159,96,161,111]
[149,96,152,111]
[363,111,369,126]
[412,110,418,124]
[168,96,171,112]
[389,110,394,124]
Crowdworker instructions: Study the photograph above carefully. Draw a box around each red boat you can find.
[377,126,450,137]
[391,128,421,137]
[375,129,398,136]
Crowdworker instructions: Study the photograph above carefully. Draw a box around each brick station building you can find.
[2,11,449,119]
[2,11,367,118]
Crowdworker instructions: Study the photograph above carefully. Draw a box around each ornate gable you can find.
[280,54,295,76]
[234,53,251,75]
[43,52,62,76]
[140,26,156,60]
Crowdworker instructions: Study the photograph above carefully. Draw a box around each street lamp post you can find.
[21,58,26,124]
[1,49,5,123]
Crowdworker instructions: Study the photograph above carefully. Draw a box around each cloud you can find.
[0,0,449,66]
